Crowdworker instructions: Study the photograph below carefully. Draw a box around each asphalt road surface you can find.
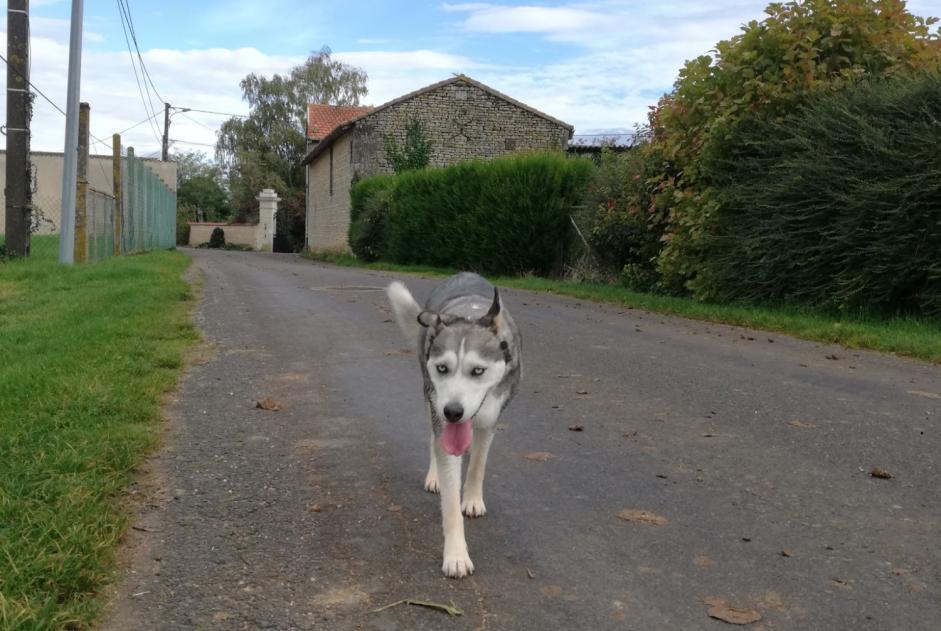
[104,249,940,630]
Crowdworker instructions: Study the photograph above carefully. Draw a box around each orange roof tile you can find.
[307,104,373,140]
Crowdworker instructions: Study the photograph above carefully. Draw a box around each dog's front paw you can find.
[442,549,474,578]
[461,496,486,518]
[424,470,439,494]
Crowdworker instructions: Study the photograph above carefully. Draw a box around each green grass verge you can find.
[0,250,198,629]
[302,250,941,364]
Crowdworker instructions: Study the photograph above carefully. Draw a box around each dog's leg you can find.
[424,431,439,493]
[462,426,494,518]
[435,440,474,578]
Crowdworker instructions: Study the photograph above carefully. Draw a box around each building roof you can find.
[306,104,373,140]
[302,74,574,165]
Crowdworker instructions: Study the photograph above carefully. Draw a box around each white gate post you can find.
[256,188,280,251]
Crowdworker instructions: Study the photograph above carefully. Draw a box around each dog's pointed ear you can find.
[417,311,439,328]
[479,287,502,328]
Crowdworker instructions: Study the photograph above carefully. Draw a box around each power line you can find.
[115,0,162,146]
[169,138,216,148]
[0,52,66,116]
[116,0,165,104]
[176,107,248,119]
[178,111,218,133]
[117,111,162,135]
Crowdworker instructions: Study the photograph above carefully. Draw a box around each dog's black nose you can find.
[443,403,464,423]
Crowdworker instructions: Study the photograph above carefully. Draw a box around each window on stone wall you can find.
[329,145,334,196]
[505,138,517,151]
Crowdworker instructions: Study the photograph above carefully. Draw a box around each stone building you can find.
[302,75,573,251]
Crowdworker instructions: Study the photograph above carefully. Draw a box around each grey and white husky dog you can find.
[386,272,522,578]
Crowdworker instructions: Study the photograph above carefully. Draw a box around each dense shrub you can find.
[383,153,593,276]
[583,144,669,290]
[208,227,226,249]
[645,0,941,292]
[696,71,941,316]
[176,204,193,246]
[348,175,396,261]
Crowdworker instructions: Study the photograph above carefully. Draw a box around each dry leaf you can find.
[788,420,816,429]
[780,549,793,558]
[526,568,535,579]
[309,503,321,513]
[568,424,584,432]
[541,585,562,597]
[387,504,402,512]
[703,597,762,625]
[694,554,715,567]
[255,397,281,411]
[702,432,718,438]
[525,452,555,462]
[575,388,590,395]
[870,467,893,479]
[616,509,668,526]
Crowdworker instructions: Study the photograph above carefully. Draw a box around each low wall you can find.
[188,223,258,248]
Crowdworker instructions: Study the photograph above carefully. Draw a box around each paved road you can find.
[105,249,940,630]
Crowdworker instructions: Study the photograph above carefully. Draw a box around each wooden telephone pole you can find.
[4,0,32,257]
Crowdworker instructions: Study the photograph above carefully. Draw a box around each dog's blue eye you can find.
[471,367,486,377]
[436,364,449,374]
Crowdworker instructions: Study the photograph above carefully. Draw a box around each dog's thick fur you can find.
[387,273,522,577]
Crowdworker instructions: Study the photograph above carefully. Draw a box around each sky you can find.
[1,0,938,157]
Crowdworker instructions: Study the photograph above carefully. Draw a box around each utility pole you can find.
[4,0,32,257]
[58,0,84,264]
[162,102,170,161]
[74,102,89,263]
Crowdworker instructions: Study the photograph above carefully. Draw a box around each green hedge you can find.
[380,152,593,276]
[349,175,395,261]
[697,71,941,316]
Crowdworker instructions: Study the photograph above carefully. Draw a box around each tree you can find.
[178,174,228,222]
[216,46,368,250]
[384,116,432,173]
[641,0,941,293]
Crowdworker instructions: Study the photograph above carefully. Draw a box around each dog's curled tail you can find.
[386,281,422,342]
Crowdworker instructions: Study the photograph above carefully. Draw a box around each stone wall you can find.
[350,79,571,179]
[307,133,354,251]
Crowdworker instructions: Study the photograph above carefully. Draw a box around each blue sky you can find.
[3,0,939,156]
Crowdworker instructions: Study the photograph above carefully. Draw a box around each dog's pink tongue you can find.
[442,421,473,456]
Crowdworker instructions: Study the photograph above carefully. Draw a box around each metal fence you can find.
[0,148,176,263]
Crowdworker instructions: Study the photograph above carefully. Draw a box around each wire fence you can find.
[1,147,176,263]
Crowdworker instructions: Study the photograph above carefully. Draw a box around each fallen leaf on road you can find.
[780,549,793,557]
[526,568,535,579]
[255,397,281,411]
[830,578,851,589]
[616,509,668,526]
[702,433,718,438]
[623,431,637,438]
[387,504,402,512]
[309,503,321,513]
[373,599,463,617]
[703,597,762,625]
[907,390,940,400]
[694,554,715,567]
[870,467,893,479]
[788,420,816,429]
[568,424,584,432]
[525,452,555,462]
[541,585,562,597]
[575,388,590,395]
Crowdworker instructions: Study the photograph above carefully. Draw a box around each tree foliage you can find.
[636,0,941,292]
[216,46,368,249]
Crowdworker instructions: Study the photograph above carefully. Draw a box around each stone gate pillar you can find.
[256,188,280,251]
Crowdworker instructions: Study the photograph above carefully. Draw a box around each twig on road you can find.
[373,598,464,616]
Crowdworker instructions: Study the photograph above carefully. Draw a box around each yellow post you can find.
[74,102,90,263]
[113,133,123,255]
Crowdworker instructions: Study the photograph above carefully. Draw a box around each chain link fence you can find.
[1,149,176,263]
